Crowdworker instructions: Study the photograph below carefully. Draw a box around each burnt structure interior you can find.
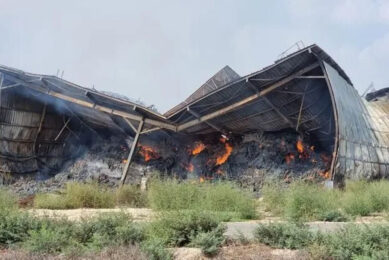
[0,44,360,185]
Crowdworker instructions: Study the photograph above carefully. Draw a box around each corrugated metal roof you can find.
[0,44,352,138]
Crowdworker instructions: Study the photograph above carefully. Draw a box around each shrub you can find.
[190,224,226,256]
[116,224,145,245]
[116,185,148,207]
[75,212,143,249]
[317,210,349,222]
[148,179,256,219]
[319,224,389,259]
[0,209,47,245]
[146,210,222,247]
[255,223,314,249]
[1,208,145,256]
[141,239,172,260]
[22,225,81,254]
[253,222,389,259]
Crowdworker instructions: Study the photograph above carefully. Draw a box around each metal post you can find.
[34,103,47,155]
[120,120,144,185]
[296,83,309,131]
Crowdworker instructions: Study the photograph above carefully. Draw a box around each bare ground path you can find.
[28,208,154,221]
[225,215,389,240]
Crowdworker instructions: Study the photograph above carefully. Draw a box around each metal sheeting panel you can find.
[165,66,241,117]
[324,62,388,179]
[0,90,73,175]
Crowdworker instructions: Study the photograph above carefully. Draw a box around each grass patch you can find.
[341,180,389,216]
[33,193,69,209]
[148,179,256,219]
[62,182,115,209]
[261,180,389,220]
[284,182,338,221]
[34,183,147,209]
[0,188,17,210]
[116,185,148,207]
[263,181,340,221]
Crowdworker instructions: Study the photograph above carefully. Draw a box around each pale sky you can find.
[0,0,388,112]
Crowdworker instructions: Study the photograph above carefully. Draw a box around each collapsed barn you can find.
[1,44,388,190]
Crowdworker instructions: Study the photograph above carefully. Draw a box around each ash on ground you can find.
[9,136,155,195]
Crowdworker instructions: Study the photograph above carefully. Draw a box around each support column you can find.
[120,120,144,185]
[34,103,47,155]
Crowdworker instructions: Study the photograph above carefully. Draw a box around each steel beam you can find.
[262,96,295,128]
[124,118,138,133]
[141,127,161,135]
[55,118,71,141]
[120,120,144,185]
[295,83,309,131]
[186,107,227,135]
[295,76,325,79]
[177,62,319,132]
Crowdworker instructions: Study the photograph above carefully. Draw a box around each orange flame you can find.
[216,142,233,165]
[285,153,295,164]
[296,139,304,153]
[199,177,205,183]
[216,168,224,175]
[320,170,331,179]
[138,145,160,162]
[186,163,194,172]
[192,142,206,155]
[122,159,128,164]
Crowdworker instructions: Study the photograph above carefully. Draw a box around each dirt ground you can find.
[172,244,309,260]
[28,207,154,221]
[0,244,308,260]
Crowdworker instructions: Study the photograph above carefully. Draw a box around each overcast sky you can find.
[0,0,388,112]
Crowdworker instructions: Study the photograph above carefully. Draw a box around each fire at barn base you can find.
[1,44,389,194]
